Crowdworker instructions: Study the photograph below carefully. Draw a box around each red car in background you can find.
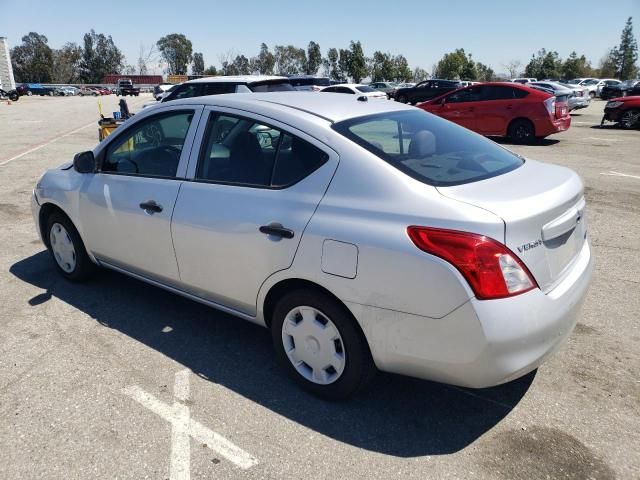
[601,96,640,129]
[417,82,570,143]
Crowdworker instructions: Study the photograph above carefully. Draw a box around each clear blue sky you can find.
[2,0,639,75]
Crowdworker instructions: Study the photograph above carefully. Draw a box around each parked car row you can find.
[148,75,637,144]
[15,84,117,97]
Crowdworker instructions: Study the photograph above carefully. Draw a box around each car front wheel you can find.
[271,289,375,400]
[396,94,408,104]
[619,109,639,129]
[46,212,95,282]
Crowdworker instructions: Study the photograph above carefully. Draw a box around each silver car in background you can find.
[32,93,592,399]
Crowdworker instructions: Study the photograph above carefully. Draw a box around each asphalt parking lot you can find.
[0,94,638,479]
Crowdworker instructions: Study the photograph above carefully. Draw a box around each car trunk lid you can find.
[437,159,586,292]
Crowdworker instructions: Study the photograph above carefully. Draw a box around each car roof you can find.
[160,91,414,123]
[185,75,288,84]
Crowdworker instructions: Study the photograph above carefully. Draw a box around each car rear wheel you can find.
[620,109,639,129]
[271,289,375,400]
[589,91,596,99]
[508,119,536,144]
[46,212,95,282]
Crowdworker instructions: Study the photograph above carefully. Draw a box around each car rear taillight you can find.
[407,226,538,300]
[544,97,555,116]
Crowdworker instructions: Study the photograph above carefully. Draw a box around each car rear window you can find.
[249,80,294,92]
[355,86,376,93]
[333,110,523,187]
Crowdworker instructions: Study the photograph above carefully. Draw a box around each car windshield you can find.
[584,79,599,86]
[249,80,294,92]
[355,86,376,93]
[620,80,638,87]
[333,110,523,187]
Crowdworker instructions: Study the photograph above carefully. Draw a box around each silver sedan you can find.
[32,93,593,399]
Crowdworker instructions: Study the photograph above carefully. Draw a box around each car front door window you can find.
[102,111,194,178]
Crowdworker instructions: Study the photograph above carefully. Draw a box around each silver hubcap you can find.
[281,306,346,385]
[49,223,76,273]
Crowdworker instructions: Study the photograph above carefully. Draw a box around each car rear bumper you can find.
[536,115,571,137]
[347,239,592,388]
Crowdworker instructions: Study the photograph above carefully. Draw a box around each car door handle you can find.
[259,223,294,239]
[139,200,163,213]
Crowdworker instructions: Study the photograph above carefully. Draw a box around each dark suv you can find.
[394,79,462,104]
[161,76,294,103]
[600,80,640,100]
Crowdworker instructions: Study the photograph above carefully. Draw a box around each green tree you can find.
[524,49,562,79]
[306,41,322,75]
[613,17,639,79]
[52,42,82,83]
[393,55,411,82]
[255,43,275,75]
[347,41,368,83]
[192,52,204,76]
[412,67,429,82]
[597,49,618,78]
[78,30,124,83]
[370,51,396,81]
[10,32,54,83]
[562,51,593,79]
[323,48,340,80]
[433,48,476,80]
[203,66,218,76]
[338,48,350,81]
[156,33,193,75]
[274,45,306,75]
[475,62,496,81]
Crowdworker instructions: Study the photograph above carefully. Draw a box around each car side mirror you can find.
[73,151,96,174]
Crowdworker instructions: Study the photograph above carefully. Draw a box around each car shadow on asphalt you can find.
[10,251,535,458]
[492,137,560,147]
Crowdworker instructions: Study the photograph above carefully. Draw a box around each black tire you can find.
[396,94,408,104]
[9,93,19,101]
[271,289,376,400]
[508,118,536,144]
[619,109,639,129]
[45,212,95,282]
[589,91,596,99]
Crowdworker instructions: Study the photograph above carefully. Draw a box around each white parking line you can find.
[600,171,640,180]
[585,137,619,142]
[0,122,95,167]
[122,369,258,479]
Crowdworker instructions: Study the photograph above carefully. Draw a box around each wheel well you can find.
[263,279,356,330]
[38,203,69,247]
[507,117,535,135]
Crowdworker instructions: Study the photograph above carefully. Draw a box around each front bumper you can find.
[31,190,44,244]
[348,239,593,388]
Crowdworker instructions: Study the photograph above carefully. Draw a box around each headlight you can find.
[606,101,623,108]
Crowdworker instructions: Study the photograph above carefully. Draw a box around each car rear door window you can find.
[485,86,518,100]
[196,113,328,188]
[446,86,485,103]
[102,110,194,178]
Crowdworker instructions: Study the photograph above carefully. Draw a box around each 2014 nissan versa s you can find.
[32,93,593,399]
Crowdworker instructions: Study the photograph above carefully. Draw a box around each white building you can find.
[0,37,16,90]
